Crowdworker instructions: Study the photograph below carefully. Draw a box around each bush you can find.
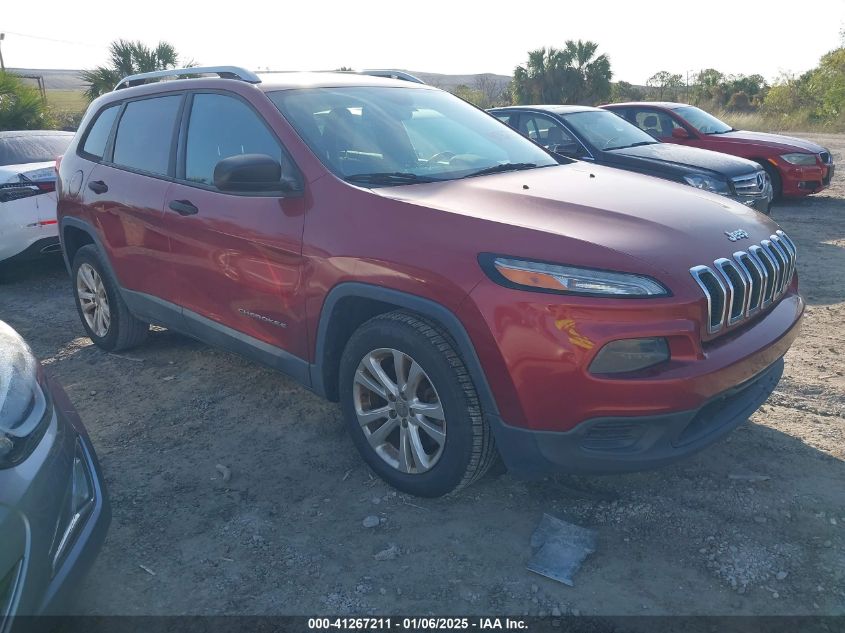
[0,72,54,131]
[53,110,85,132]
[726,91,753,112]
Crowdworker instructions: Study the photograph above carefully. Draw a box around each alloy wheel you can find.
[76,263,111,338]
[353,348,446,474]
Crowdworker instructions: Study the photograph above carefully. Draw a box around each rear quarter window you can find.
[81,105,120,160]
[112,95,182,176]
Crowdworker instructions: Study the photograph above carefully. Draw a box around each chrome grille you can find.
[731,171,768,197]
[690,230,797,334]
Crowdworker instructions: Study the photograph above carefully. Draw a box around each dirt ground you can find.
[2,134,843,619]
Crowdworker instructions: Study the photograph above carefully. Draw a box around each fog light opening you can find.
[589,337,670,375]
[52,441,96,574]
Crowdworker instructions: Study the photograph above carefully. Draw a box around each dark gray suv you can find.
[0,321,110,626]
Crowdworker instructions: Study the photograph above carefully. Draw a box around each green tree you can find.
[80,40,190,101]
[646,71,683,101]
[452,84,489,108]
[0,72,53,131]
[512,40,612,105]
[762,73,812,115]
[563,40,612,104]
[611,80,644,102]
[806,47,845,117]
[691,68,724,104]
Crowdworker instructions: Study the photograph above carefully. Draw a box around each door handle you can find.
[87,180,108,194]
[169,199,199,216]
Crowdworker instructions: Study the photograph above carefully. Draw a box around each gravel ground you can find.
[1,134,843,618]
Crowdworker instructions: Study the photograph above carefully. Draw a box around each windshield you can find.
[269,87,558,184]
[673,106,732,134]
[0,134,72,167]
[562,110,658,151]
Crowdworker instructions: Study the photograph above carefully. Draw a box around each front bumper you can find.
[779,160,835,197]
[0,377,110,628]
[490,356,783,475]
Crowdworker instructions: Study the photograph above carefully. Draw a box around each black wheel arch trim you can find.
[59,217,110,277]
[310,282,501,418]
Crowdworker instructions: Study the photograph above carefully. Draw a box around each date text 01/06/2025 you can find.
[308,618,529,630]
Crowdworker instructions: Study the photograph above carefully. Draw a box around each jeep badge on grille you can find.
[725,229,750,242]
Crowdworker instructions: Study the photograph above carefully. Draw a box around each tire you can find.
[71,245,149,351]
[339,310,497,497]
[758,161,782,202]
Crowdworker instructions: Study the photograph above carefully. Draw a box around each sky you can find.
[3,0,844,85]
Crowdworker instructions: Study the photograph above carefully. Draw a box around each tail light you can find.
[55,154,63,173]
[1,163,57,203]
[0,180,55,203]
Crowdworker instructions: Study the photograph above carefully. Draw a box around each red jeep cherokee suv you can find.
[603,102,835,199]
[57,68,803,497]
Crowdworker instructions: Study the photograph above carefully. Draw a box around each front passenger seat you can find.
[642,114,661,137]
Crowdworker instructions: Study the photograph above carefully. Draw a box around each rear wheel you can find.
[72,245,149,351]
[339,311,496,497]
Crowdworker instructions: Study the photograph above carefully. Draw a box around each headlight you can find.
[0,322,51,469]
[589,337,670,374]
[482,256,669,297]
[780,153,817,166]
[683,174,730,195]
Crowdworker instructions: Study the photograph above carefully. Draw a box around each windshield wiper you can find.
[462,162,538,178]
[345,172,441,185]
[705,129,733,135]
[606,141,656,150]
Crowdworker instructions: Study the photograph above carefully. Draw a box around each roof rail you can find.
[359,69,426,84]
[114,66,261,91]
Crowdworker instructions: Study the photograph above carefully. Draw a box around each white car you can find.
[0,130,74,266]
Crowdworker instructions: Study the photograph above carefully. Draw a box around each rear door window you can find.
[112,95,182,176]
[81,105,119,159]
[519,114,575,148]
[632,109,682,138]
[492,113,512,126]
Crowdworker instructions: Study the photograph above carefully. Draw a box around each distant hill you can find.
[7,68,88,90]
[400,70,511,92]
[8,67,512,93]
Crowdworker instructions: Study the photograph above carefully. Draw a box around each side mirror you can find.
[551,142,582,158]
[671,127,691,140]
[213,154,298,193]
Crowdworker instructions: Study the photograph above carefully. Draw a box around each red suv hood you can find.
[372,162,782,284]
[716,130,826,154]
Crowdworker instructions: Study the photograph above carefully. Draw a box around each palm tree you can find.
[0,72,52,130]
[81,40,190,101]
[563,40,612,104]
[512,41,612,106]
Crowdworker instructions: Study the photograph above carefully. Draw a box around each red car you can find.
[602,102,834,199]
[57,67,803,497]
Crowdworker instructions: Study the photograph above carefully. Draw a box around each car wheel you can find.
[72,245,149,351]
[339,311,497,497]
[758,161,783,202]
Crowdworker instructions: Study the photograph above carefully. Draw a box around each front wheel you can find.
[339,311,496,497]
[758,161,783,202]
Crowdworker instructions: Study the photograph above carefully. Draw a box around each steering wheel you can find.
[602,136,622,149]
[428,151,456,165]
